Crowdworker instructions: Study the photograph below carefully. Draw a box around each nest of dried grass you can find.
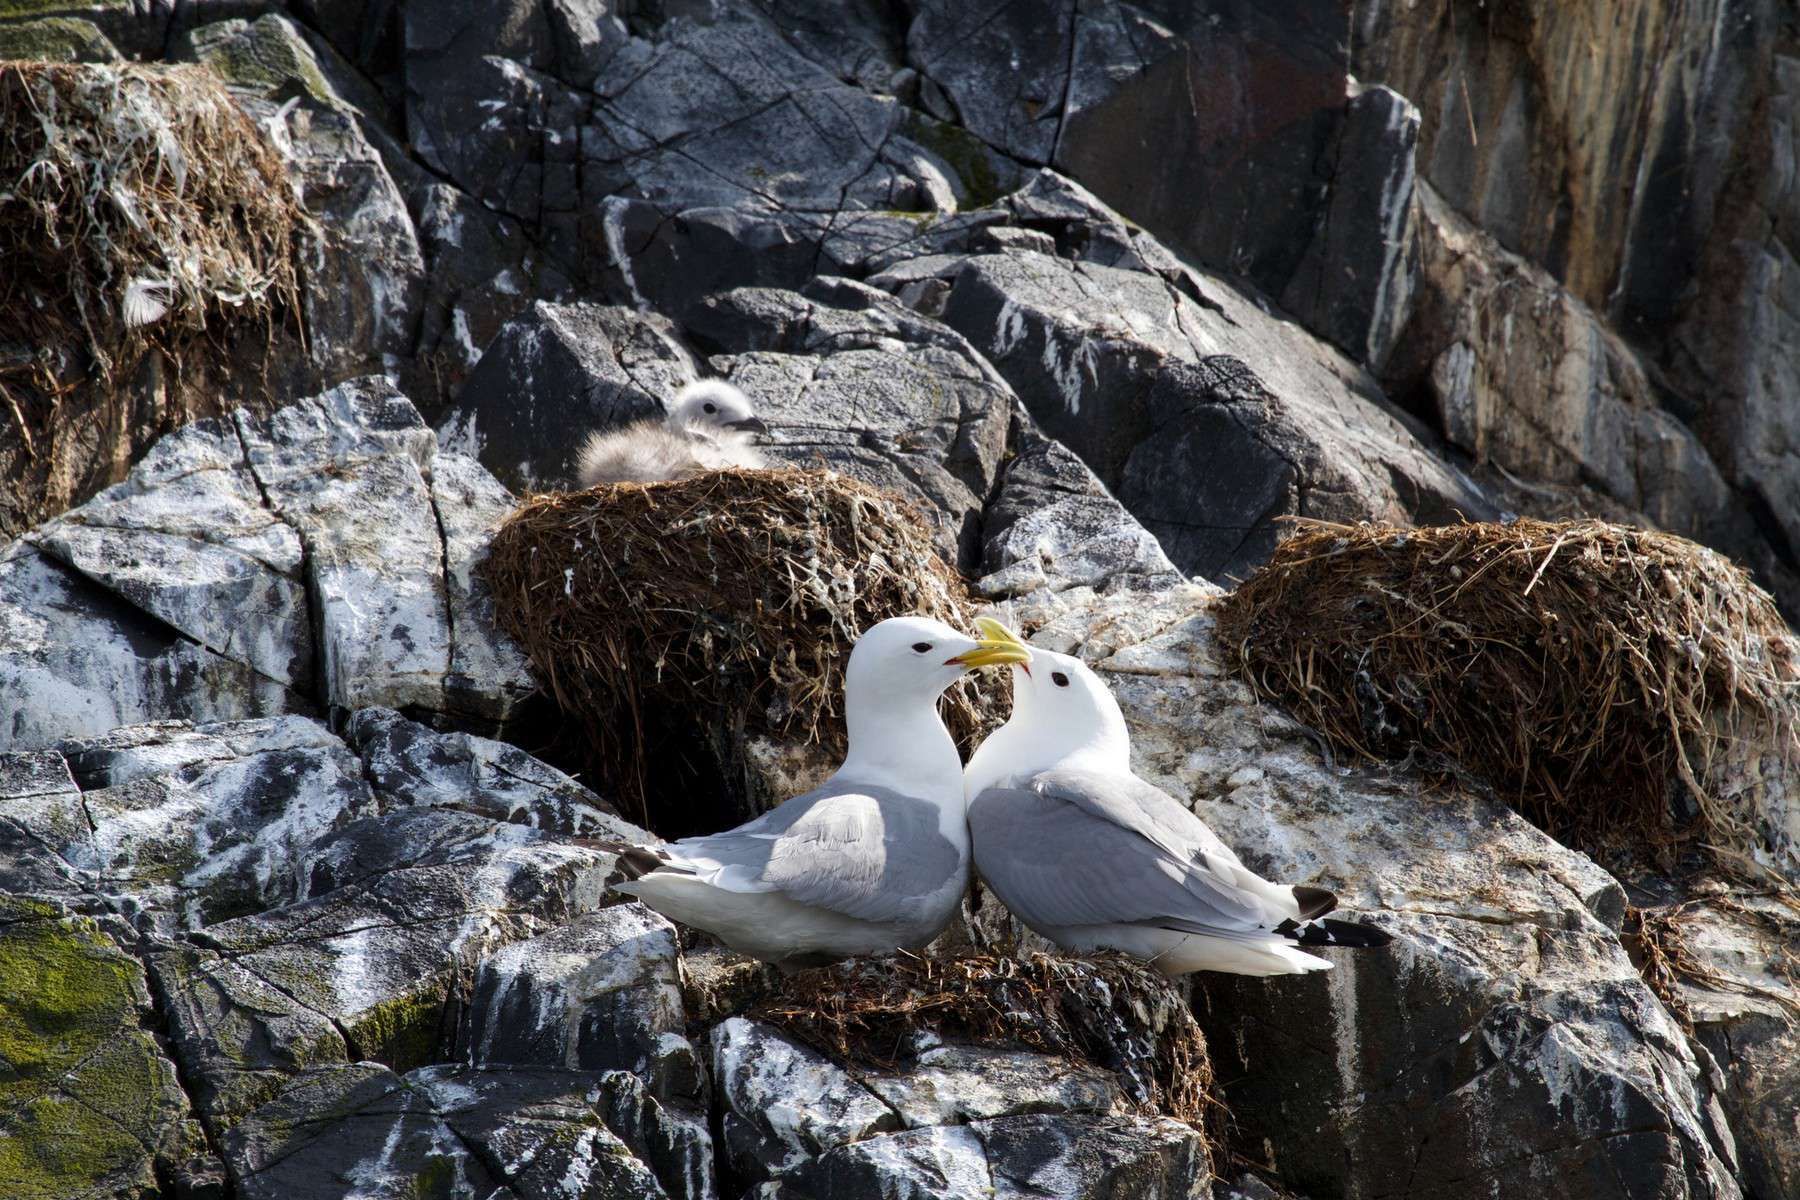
[481,469,1002,821]
[1217,518,1800,876]
[0,61,305,529]
[1623,893,1800,1029]
[0,62,303,369]
[754,951,1219,1134]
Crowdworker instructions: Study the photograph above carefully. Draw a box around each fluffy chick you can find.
[575,380,768,487]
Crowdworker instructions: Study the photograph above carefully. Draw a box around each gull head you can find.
[668,379,767,436]
[965,617,1131,793]
[846,615,1032,706]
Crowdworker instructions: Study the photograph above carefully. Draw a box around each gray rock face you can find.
[1279,84,1423,371]
[235,379,434,683]
[912,0,1418,369]
[172,13,426,390]
[1658,893,1800,1200]
[709,1017,1196,1198]
[862,1039,1124,1129]
[711,1018,904,1182]
[403,3,969,289]
[928,182,1491,582]
[460,903,706,1107]
[688,280,1016,570]
[978,429,1181,596]
[410,180,577,410]
[755,1113,1213,1200]
[346,706,617,834]
[222,1063,705,1200]
[0,708,666,1200]
[29,416,313,691]
[1383,185,1799,612]
[0,378,535,752]
[1356,0,1800,615]
[0,539,298,751]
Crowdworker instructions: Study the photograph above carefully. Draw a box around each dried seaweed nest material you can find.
[0,62,304,397]
[481,468,1001,818]
[753,951,1219,1133]
[1624,892,1800,1030]
[1216,518,1800,877]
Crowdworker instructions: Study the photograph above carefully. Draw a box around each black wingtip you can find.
[571,838,683,887]
[1285,918,1393,949]
[1291,885,1338,921]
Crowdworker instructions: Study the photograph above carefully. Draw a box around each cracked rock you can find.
[460,902,705,1109]
[915,1,1416,369]
[345,706,623,835]
[0,540,299,753]
[928,183,1493,581]
[1,379,535,750]
[222,1062,708,1200]
[710,1017,903,1183]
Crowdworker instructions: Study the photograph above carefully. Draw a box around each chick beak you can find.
[728,416,769,434]
[944,616,1033,670]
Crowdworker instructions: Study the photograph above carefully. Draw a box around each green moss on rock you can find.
[904,113,1010,209]
[0,15,117,61]
[0,903,140,1081]
[0,1,129,20]
[183,13,334,103]
[349,989,446,1074]
[412,1152,461,1199]
[0,900,191,1199]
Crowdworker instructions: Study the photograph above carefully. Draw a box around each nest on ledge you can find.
[1216,518,1800,880]
[0,61,306,531]
[752,950,1219,1138]
[480,468,1004,822]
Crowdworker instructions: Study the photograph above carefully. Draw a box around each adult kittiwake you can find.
[575,379,768,487]
[599,616,1030,969]
[964,618,1390,977]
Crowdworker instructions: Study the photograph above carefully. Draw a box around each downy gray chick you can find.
[574,380,769,487]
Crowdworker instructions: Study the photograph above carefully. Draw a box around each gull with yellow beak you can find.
[602,616,1031,969]
[965,618,1390,976]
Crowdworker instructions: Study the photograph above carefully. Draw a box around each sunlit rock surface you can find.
[2,3,1797,1197]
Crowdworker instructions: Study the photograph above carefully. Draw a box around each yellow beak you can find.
[945,616,1033,670]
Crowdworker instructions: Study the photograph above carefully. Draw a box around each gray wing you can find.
[672,784,963,926]
[969,768,1283,935]
[1036,768,1248,869]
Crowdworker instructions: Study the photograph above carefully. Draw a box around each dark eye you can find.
[1051,671,1070,688]
[703,402,717,414]
[912,642,933,653]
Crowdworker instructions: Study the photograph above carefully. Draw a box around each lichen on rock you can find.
[0,898,205,1198]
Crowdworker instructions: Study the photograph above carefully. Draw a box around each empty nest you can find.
[754,951,1218,1135]
[481,468,1001,821]
[1217,518,1800,878]
[0,61,305,528]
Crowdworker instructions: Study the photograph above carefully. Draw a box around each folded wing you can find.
[969,768,1299,936]
[659,785,962,926]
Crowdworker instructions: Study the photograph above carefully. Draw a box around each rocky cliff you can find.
[1,4,1797,1200]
